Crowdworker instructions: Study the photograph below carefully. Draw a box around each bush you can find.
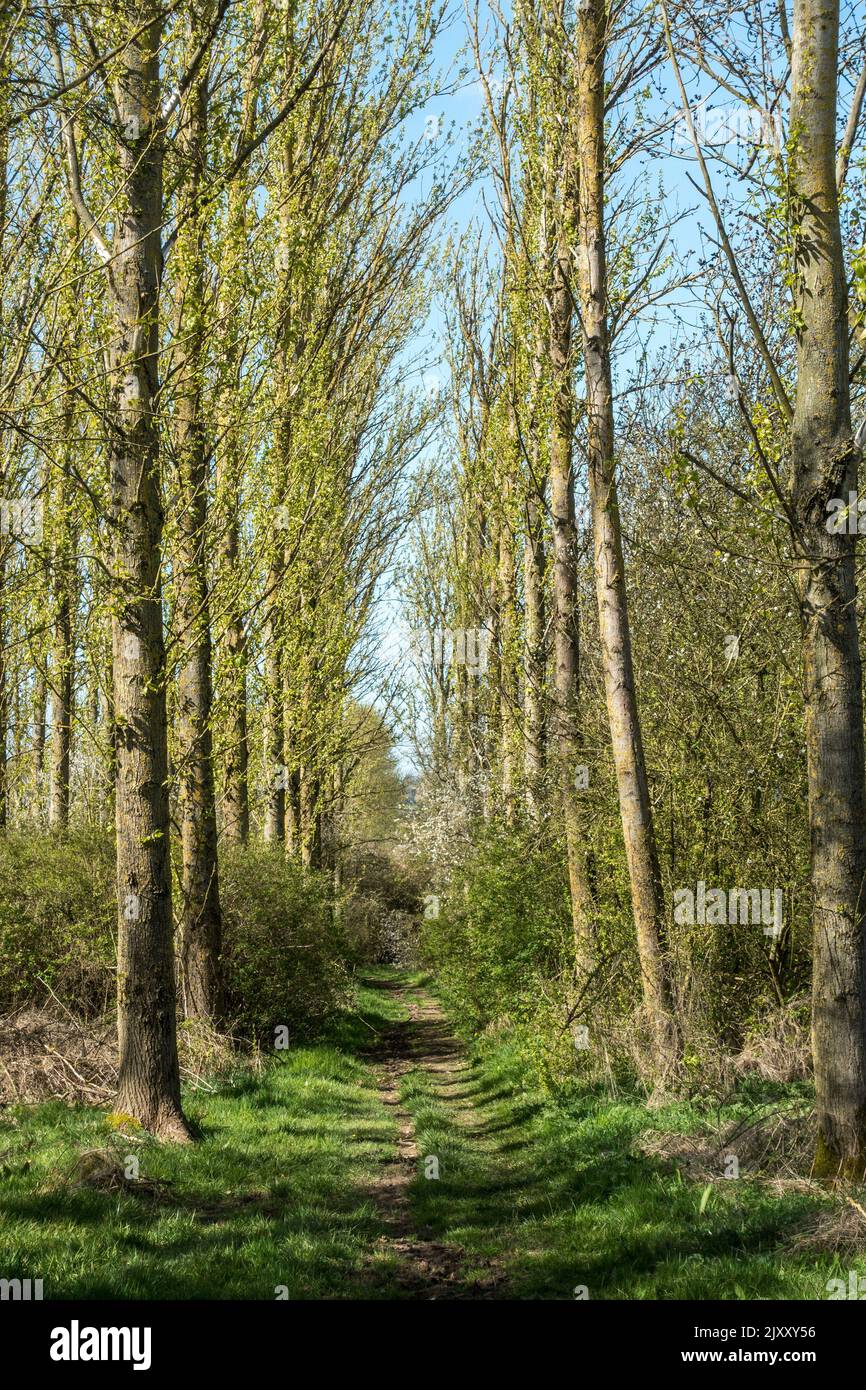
[219,845,354,1040]
[0,833,355,1043]
[0,830,115,1014]
[421,824,572,1033]
[338,848,423,964]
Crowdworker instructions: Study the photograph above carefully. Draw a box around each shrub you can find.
[219,845,354,1040]
[0,833,355,1044]
[421,824,572,1033]
[338,848,423,964]
[0,830,115,1014]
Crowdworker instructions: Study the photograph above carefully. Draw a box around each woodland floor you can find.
[0,968,865,1299]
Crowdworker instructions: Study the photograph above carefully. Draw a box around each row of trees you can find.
[407,0,866,1177]
[0,0,454,1135]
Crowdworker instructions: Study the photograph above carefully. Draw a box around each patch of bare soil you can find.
[359,978,503,1299]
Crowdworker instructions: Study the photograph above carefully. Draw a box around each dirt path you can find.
[359,976,502,1299]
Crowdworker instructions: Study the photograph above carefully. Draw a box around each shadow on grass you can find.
[0,987,409,1300]
[403,1034,839,1300]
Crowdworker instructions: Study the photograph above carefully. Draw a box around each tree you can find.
[574,0,679,1072]
[54,0,190,1138]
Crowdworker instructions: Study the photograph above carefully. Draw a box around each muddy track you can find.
[358,977,502,1299]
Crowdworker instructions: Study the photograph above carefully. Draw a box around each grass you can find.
[1,967,862,1300]
[402,989,863,1300]
[0,977,407,1300]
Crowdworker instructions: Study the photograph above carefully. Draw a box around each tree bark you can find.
[214,0,265,847]
[547,97,594,961]
[48,400,75,831]
[523,216,549,821]
[106,2,190,1140]
[172,9,222,1021]
[575,0,679,1072]
[262,606,286,843]
[788,0,866,1179]
[0,7,9,833]
[497,478,518,822]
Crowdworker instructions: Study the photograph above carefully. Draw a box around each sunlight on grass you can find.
[402,1023,862,1300]
[0,982,400,1300]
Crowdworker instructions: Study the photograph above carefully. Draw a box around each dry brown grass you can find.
[0,1006,116,1105]
[0,1005,257,1107]
[785,1199,866,1256]
[733,1003,811,1083]
[637,1103,816,1185]
[62,1147,172,1198]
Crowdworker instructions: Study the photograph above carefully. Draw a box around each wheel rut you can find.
[357,976,503,1299]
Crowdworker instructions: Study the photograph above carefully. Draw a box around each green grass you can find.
[0,978,407,1300]
[402,993,860,1301]
[1,967,861,1300]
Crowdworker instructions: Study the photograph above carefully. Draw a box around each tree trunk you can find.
[172,15,222,1021]
[523,225,549,821]
[788,0,866,1179]
[0,11,8,834]
[108,2,189,1140]
[497,480,518,822]
[523,484,546,818]
[33,669,47,784]
[48,402,75,832]
[300,762,321,868]
[575,0,679,1072]
[213,1,265,848]
[547,113,594,961]
[262,604,286,843]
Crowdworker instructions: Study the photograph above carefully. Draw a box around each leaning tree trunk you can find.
[107,3,189,1140]
[575,0,679,1074]
[788,0,866,1179]
[172,16,222,1022]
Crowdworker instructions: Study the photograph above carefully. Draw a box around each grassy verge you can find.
[3,967,860,1301]
[403,999,860,1300]
[0,979,406,1300]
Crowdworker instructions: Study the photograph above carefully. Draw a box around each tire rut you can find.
[357,976,503,1299]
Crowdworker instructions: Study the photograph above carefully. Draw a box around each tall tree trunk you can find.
[523,222,549,821]
[498,478,518,822]
[547,107,594,961]
[48,400,76,831]
[33,668,47,786]
[523,482,546,818]
[788,0,866,1178]
[173,11,222,1021]
[214,0,265,847]
[107,2,189,1140]
[262,607,286,843]
[300,761,321,868]
[575,0,679,1072]
[0,6,9,833]
[282,693,300,856]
